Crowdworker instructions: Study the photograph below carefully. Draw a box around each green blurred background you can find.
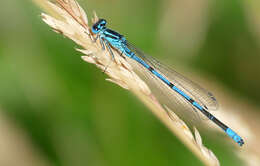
[0,0,259,165]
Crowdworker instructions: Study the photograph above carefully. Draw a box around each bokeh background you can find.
[0,0,260,165]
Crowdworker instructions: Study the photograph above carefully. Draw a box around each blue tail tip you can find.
[226,128,244,146]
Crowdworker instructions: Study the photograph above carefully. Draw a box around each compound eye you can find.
[91,25,99,34]
[99,19,107,26]
[92,19,107,34]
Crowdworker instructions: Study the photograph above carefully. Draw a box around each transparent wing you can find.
[125,42,218,122]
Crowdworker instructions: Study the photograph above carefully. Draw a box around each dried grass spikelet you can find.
[36,0,220,165]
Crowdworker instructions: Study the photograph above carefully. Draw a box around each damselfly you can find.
[91,19,244,146]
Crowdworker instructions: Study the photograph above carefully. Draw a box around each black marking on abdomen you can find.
[148,66,154,72]
[130,50,229,133]
[189,99,194,103]
[169,83,174,88]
